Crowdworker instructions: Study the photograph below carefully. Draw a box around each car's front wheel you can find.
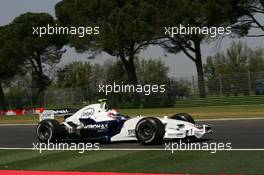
[135,117,165,144]
[36,119,65,142]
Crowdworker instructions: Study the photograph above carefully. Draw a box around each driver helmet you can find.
[107,109,118,117]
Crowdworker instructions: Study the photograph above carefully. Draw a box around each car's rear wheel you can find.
[170,113,195,124]
[135,117,165,144]
[36,119,66,142]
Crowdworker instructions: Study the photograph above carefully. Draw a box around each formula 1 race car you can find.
[36,99,212,144]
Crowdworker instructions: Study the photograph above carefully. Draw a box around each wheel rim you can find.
[138,123,154,141]
[38,125,52,141]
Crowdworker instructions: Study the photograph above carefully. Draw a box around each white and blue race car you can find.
[36,99,212,144]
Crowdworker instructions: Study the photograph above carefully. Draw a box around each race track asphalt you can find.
[0,119,264,149]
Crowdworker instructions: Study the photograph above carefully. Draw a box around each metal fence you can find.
[42,80,191,108]
[203,71,264,96]
[4,71,264,109]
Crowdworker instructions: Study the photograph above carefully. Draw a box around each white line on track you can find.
[0,147,33,150]
[0,147,264,151]
[197,117,264,121]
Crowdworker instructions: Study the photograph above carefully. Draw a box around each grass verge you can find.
[0,150,263,174]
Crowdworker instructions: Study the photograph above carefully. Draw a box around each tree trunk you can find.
[29,57,45,106]
[194,41,206,98]
[120,55,138,85]
[0,82,6,110]
[119,49,139,103]
[126,60,137,85]
[36,55,45,106]
[36,84,45,107]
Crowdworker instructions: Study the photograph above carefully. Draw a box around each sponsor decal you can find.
[128,129,135,135]
[40,110,54,120]
[84,123,108,130]
[53,109,70,115]
[82,108,95,118]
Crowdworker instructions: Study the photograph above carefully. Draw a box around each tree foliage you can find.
[55,0,160,84]
[9,12,67,105]
[137,58,168,84]
[233,0,264,37]
[156,0,254,97]
[56,62,94,88]
[205,41,264,76]
[0,25,25,110]
[204,41,264,95]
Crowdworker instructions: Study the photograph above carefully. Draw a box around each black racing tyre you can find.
[36,119,66,142]
[135,117,165,145]
[170,113,195,124]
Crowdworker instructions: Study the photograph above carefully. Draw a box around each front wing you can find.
[110,117,212,142]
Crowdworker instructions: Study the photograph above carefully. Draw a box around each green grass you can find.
[1,104,264,124]
[41,95,264,109]
[33,95,264,109]
[98,95,264,108]
[122,104,264,118]
[174,95,264,107]
[0,150,263,174]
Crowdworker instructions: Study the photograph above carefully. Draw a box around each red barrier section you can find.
[0,170,190,175]
[0,108,44,116]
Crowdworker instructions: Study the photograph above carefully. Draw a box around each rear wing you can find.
[39,109,77,121]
